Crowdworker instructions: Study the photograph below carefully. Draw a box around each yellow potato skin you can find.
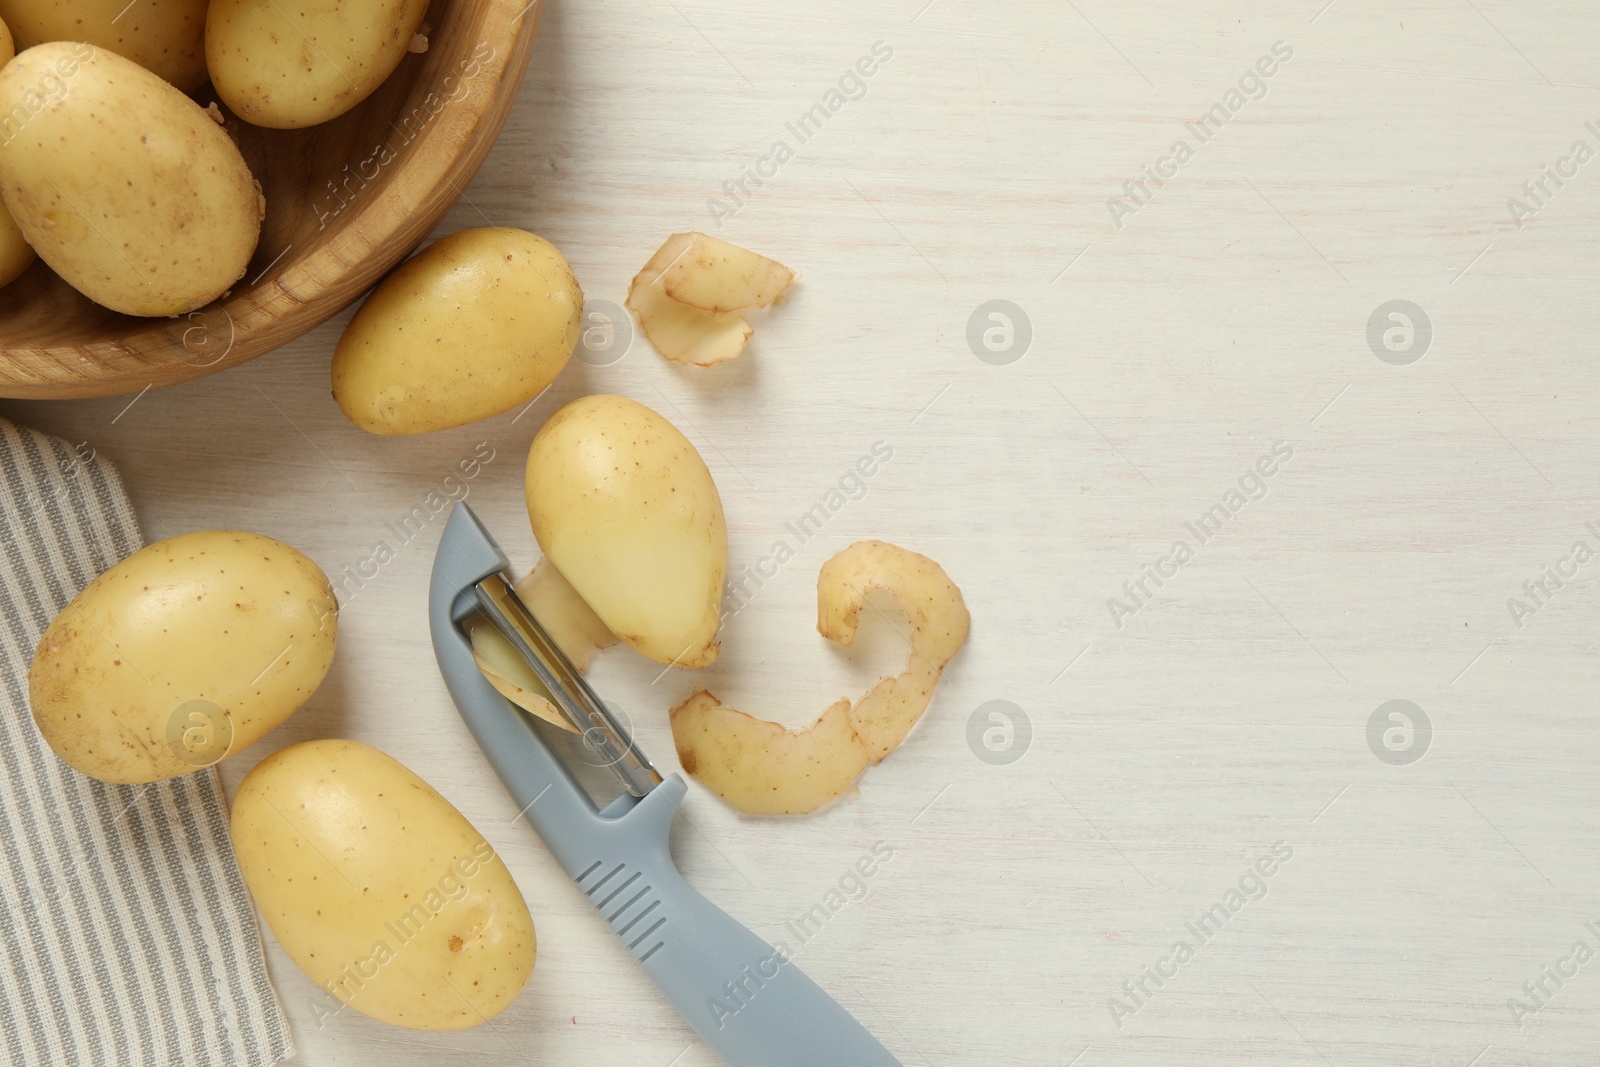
[526,395,728,668]
[0,16,34,290]
[28,531,337,785]
[0,187,32,290]
[231,740,537,1031]
[206,0,430,129]
[0,43,262,317]
[333,228,583,435]
[670,541,970,815]
[0,0,209,91]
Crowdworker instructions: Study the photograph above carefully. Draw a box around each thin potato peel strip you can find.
[670,694,867,816]
[670,541,970,815]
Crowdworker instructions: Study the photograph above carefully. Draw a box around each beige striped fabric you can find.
[0,419,292,1067]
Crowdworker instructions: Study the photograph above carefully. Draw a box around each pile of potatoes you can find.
[0,0,431,313]
[17,10,973,1031]
[28,526,537,1031]
[24,210,974,1029]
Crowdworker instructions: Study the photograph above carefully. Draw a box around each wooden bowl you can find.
[0,0,541,400]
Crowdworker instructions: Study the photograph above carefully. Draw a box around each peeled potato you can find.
[526,395,727,669]
[512,559,619,672]
[670,541,969,815]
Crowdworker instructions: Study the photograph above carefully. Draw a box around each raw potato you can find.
[670,541,969,815]
[333,228,583,435]
[207,0,431,128]
[468,560,619,734]
[0,16,33,290]
[0,0,209,91]
[659,232,796,314]
[0,43,263,317]
[526,395,727,669]
[511,560,619,673]
[627,233,794,367]
[28,531,337,785]
[232,740,537,1031]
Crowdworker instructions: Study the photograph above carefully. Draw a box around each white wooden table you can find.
[6,1,1600,1064]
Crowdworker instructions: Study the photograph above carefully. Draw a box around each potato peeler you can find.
[429,502,903,1066]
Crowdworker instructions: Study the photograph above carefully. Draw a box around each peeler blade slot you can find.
[473,572,663,798]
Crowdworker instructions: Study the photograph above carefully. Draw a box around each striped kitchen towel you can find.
[0,419,293,1067]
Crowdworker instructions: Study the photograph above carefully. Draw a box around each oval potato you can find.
[0,43,262,317]
[333,229,583,435]
[207,0,430,129]
[526,395,728,668]
[28,531,337,784]
[232,740,537,1031]
[0,16,33,289]
[0,0,209,91]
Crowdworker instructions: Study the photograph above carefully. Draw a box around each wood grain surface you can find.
[5,1,1600,1065]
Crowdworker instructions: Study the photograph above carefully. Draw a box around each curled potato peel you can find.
[626,232,794,367]
[670,541,969,815]
[659,231,795,314]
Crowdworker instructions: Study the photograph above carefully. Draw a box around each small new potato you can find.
[526,396,728,668]
[0,43,263,317]
[0,0,209,90]
[333,228,583,435]
[207,0,430,128]
[0,15,33,290]
[232,740,537,1031]
[28,531,337,785]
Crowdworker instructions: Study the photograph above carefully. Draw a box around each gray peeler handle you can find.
[575,825,904,1067]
